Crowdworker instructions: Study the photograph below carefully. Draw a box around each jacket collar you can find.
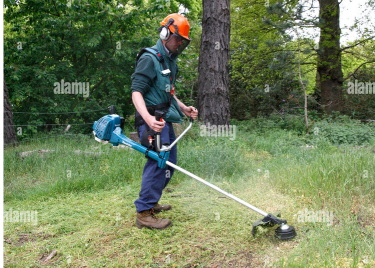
[156,39,178,61]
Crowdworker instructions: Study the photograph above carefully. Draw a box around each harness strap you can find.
[134,102,170,128]
[136,47,169,72]
[134,47,176,130]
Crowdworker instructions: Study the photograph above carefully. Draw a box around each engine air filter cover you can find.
[93,115,121,140]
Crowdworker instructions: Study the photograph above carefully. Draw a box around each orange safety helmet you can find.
[159,14,191,56]
[160,13,191,41]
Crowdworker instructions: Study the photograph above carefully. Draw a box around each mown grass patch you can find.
[4,120,375,267]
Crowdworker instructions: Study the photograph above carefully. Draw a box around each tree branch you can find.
[340,36,375,52]
[295,28,309,132]
[45,11,60,17]
[343,60,375,81]
[90,77,105,93]
[76,54,90,78]
[51,0,61,17]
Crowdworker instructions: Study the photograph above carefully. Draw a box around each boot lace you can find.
[150,208,157,219]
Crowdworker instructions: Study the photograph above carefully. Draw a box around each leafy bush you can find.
[342,63,375,119]
[306,117,375,145]
[231,115,307,135]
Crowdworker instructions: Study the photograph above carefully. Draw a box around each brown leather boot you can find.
[153,202,172,214]
[136,208,172,230]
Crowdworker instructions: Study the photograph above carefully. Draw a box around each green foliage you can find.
[342,41,375,119]
[4,0,201,138]
[229,0,319,120]
[231,115,307,135]
[307,116,375,145]
[231,114,375,147]
[229,0,374,122]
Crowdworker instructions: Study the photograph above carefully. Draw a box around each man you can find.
[131,13,198,230]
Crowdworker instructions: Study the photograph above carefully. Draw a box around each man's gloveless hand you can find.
[146,117,165,132]
[183,106,198,120]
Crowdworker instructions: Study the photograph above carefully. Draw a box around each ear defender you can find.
[159,18,175,40]
[159,27,170,40]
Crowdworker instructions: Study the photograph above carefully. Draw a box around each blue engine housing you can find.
[93,114,170,169]
[93,114,122,140]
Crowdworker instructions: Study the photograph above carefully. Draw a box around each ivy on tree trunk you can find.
[317,0,344,114]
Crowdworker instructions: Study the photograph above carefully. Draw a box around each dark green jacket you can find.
[131,39,184,123]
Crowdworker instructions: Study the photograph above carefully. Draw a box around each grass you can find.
[3,120,375,267]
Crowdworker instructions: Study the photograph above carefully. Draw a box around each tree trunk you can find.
[317,0,344,114]
[4,79,17,146]
[197,0,231,125]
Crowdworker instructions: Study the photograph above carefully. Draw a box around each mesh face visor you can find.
[166,33,191,56]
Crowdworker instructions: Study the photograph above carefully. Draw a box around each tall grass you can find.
[4,118,375,267]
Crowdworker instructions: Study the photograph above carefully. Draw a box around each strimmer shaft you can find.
[166,161,268,217]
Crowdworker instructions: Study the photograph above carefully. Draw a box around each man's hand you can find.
[132,92,165,132]
[183,106,198,120]
[146,116,165,132]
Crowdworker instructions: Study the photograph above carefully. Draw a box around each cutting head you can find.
[252,213,296,240]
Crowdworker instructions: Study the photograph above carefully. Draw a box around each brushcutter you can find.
[92,107,297,240]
